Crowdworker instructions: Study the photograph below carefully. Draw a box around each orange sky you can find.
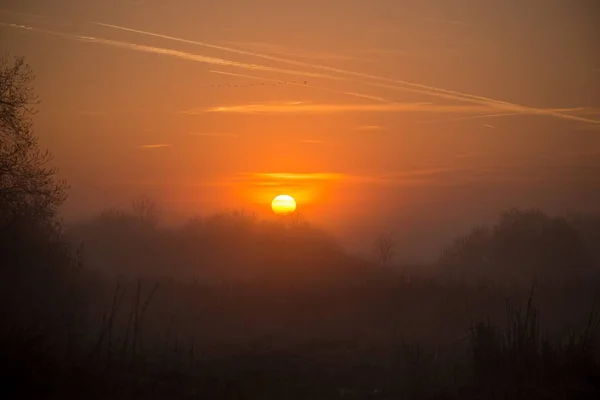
[1,0,599,259]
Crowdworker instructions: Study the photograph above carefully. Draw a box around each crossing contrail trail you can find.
[4,19,598,124]
[0,22,340,80]
[94,22,600,124]
[94,23,511,104]
[1,21,390,104]
[419,109,586,124]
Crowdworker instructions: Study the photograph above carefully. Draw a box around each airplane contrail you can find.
[207,71,593,121]
[419,109,584,124]
[202,102,507,115]
[136,144,171,149]
[5,20,597,124]
[0,22,340,80]
[95,22,600,124]
[95,23,508,104]
[361,82,598,124]
[1,21,391,104]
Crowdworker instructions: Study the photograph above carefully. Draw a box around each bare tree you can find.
[0,55,67,225]
[374,231,395,266]
[131,195,159,225]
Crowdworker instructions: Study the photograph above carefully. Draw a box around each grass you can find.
[3,273,600,399]
[468,286,600,398]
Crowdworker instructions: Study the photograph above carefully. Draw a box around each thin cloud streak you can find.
[202,102,533,115]
[4,21,392,104]
[95,22,600,124]
[1,23,338,80]
[225,41,372,62]
[249,172,343,180]
[237,168,473,188]
[135,144,171,149]
[190,132,238,137]
[9,20,596,124]
[353,125,385,131]
[566,107,600,116]
[236,172,345,187]
[236,164,600,188]
[363,81,599,124]
[6,20,596,124]
[298,139,325,144]
[419,109,583,124]
[96,22,486,101]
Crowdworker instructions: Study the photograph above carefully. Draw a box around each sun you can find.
[271,194,297,215]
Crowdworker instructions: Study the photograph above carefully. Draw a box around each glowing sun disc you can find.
[271,194,297,215]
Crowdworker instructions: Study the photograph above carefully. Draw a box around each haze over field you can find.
[1,0,599,260]
[4,1,600,399]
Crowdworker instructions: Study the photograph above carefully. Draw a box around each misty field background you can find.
[3,201,600,399]
[2,55,600,399]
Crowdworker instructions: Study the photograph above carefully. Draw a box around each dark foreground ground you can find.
[3,274,600,399]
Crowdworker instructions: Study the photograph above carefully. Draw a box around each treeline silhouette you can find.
[438,209,600,284]
[2,55,600,399]
[66,199,357,283]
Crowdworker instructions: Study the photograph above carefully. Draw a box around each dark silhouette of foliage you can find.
[374,231,395,266]
[439,208,594,281]
[0,56,83,398]
[68,204,354,282]
[569,213,600,268]
[0,55,67,226]
[131,195,160,226]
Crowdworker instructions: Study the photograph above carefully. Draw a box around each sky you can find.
[1,0,599,261]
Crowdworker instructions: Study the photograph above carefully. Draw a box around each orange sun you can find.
[271,194,297,215]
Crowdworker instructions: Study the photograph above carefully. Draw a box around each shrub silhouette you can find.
[67,205,357,283]
[439,208,594,282]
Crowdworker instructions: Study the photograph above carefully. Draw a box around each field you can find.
[2,209,600,399]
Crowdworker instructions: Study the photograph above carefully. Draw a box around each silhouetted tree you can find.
[0,55,67,226]
[374,232,395,266]
[131,195,160,226]
[0,57,86,384]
